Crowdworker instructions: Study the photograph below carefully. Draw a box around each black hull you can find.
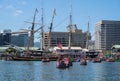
[12,56,58,61]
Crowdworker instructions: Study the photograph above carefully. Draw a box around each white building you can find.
[52,46,82,55]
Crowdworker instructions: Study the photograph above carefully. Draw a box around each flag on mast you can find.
[57,43,62,49]
[53,8,56,16]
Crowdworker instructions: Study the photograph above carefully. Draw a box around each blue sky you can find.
[0,0,120,41]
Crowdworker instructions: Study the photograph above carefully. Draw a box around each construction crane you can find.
[47,9,56,49]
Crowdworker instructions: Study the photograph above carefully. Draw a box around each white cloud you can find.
[6,5,15,10]
[17,1,27,5]
[14,10,24,16]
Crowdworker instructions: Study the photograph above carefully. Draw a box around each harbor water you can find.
[0,61,120,81]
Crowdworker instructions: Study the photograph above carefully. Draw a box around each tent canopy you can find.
[111,45,120,49]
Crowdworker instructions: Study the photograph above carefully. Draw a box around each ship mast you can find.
[41,8,44,50]
[48,9,56,49]
[68,1,72,49]
[27,8,38,51]
[86,17,90,49]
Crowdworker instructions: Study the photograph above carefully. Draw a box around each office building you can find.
[0,29,11,46]
[44,28,91,49]
[11,31,29,47]
[95,20,120,50]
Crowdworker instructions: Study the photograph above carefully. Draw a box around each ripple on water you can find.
[0,61,120,81]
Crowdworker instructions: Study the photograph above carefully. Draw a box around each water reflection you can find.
[0,61,120,81]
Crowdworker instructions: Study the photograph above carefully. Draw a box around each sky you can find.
[0,0,120,41]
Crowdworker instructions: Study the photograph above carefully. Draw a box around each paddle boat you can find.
[80,58,87,65]
[56,56,72,68]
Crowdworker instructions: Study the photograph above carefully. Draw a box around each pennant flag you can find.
[35,8,38,13]
[53,8,56,16]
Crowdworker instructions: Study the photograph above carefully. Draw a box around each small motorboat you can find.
[92,58,101,63]
[106,57,115,62]
[42,57,50,62]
